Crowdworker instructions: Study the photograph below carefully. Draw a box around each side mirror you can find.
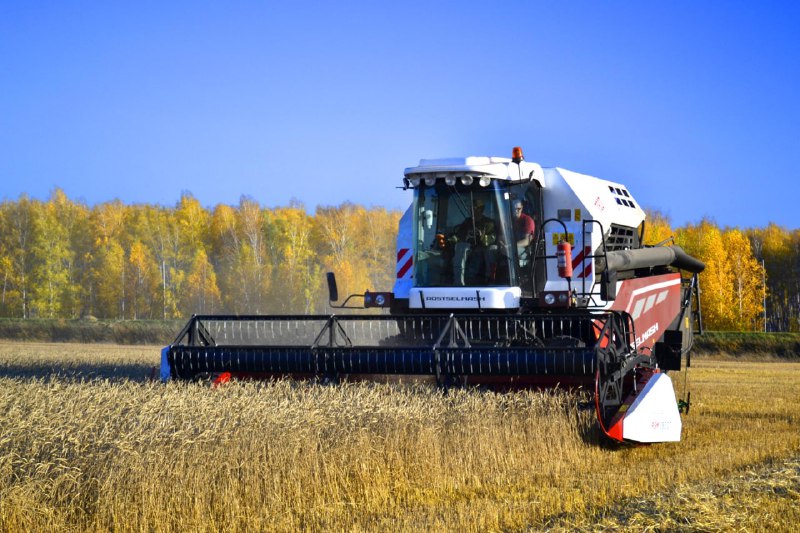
[326,272,339,302]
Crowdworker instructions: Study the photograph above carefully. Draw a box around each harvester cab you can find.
[400,156,545,306]
[162,147,705,444]
[392,146,658,315]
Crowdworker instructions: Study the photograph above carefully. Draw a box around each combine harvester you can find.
[161,147,704,443]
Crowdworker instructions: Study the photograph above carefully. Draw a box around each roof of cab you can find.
[404,156,543,183]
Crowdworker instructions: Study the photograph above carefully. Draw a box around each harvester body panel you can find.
[393,206,414,302]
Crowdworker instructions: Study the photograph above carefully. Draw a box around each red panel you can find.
[607,273,681,352]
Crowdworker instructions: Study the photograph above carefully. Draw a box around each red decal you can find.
[573,246,592,277]
[397,256,413,279]
[572,249,584,269]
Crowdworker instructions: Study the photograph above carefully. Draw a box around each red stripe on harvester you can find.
[572,246,592,274]
[572,249,585,270]
[397,256,413,279]
[397,248,409,262]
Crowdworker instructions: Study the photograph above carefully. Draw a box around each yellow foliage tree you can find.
[94,240,126,319]
[90,201,130,318]
[315,203,375,307]
[127,240,161,319]
[642,209,674,246]
[265,205,321,314]
[181,248,221,315]
[354,207,401,294]
[0,255,14,315]
[30,189,88,318]
[0,196,36,317]
[134,205,176,319]
[676,220,765,331]
[174,193,210,254]
[206,198,272,314]
[723,229,764,330]
[676,220,736,330]
[209,203,242,313]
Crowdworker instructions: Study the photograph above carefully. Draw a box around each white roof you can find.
[404,157,544,184]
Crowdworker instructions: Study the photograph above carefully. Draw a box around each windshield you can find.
[413,180,517,287]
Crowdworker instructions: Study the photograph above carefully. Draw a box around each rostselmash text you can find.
[635,323,660,346]
[425,296,487,302]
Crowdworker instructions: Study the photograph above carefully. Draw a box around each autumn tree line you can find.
[0,190,399,321]
[0,190,797,331]
[644,212,799,332]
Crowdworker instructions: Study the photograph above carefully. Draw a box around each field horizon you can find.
[1,319,799,360]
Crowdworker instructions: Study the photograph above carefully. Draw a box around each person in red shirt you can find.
[512,199,535,265]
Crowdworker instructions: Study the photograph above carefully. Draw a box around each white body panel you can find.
[538,167,645,299]
[622,373,683,442]
[544,167,645,231]
[393,206,414,300]
[409,287,521,309]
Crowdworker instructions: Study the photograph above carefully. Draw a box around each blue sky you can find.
[1,1,798,228]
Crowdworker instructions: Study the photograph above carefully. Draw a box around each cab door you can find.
[510,181,545,298]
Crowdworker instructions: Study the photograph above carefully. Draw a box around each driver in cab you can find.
[448,197,498,286]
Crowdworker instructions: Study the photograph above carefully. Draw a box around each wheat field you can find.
[0,342,798,532]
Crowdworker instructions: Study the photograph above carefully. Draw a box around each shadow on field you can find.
[0,361,157,383]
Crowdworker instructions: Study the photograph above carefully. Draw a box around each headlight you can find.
[375,294,386,306]
[445,175,457,186]
[424,176,437,186]
[544,293,556,305]
[479,176,491,187]
[461,175,474,186]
